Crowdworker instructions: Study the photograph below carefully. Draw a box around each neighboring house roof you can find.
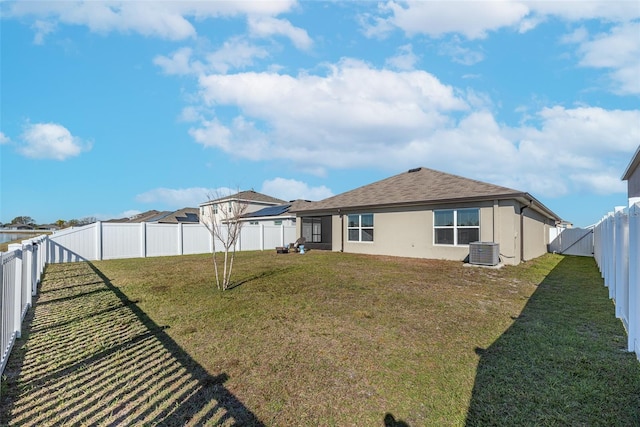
[622,145,640,181]
[243,200,312,220]
[105,210,172,223]
[294,167,561,221]
[157,208,199,224]
[200,190,286,206]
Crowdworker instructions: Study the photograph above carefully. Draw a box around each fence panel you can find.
[1,235,48,379]
[264,225,285,249]
[47,221,296,262]
[1,250,19,376]
[594,203,639,359]
[102,223,143,260]
[629,204,640,355]
[48,223,97,263]
[239,225,262,251]
[146,223,180,258]
[183,224,212,255]
[548,227,594,256]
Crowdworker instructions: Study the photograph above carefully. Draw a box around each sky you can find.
[1,1,639,228]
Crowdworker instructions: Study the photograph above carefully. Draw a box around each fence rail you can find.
[593,203,640,360]
[1,235,48,379]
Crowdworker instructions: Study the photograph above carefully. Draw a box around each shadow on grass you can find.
[1,261,264,426]
[465,256,640,426]
[229,266,295,290]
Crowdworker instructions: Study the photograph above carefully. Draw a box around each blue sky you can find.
[1,1,639,227]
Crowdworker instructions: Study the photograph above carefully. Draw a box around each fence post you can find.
[8,244,23,339]
[96,221,103,261]
[32,241,39,296]
[629,203,640,356]
[614,209,629,323]
[260,224,264,251]
[141,222,147,258]
[281,224,285,247]
[21,242,33,315]
[178,223,184,256]
[606,212,616,299]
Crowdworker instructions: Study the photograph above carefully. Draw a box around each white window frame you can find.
[433,208,480,246]
[347,213,374,242]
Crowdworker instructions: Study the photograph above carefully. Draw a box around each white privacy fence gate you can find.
[1,235,48,381]
[593,203,640,360]
[1,221,296,382]
[548,227,594,257]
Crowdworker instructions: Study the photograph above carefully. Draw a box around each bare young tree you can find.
[202,190,248,290]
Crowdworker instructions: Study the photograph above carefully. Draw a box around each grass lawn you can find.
[2,251,639,426]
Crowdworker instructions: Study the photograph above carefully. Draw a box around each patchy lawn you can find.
[1,251,639,426]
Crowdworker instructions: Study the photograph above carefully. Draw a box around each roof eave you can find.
[295,192,562,222]
[622,145,640,180]
[295,193,525,214]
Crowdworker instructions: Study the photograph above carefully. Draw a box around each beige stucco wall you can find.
[316,200,550,264]
[522,207,552,261]
[321,199,552,265]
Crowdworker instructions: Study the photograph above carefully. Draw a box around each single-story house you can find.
[200,190,286,228]
[241,200,311,227]
[292,167,562,265]
[622,145,640,206]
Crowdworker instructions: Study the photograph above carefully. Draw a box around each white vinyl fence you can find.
[548,227,594,256]
[593,203,640,360]
[47,221,297,263]
[0,221,296,381]
[1,235,48,379]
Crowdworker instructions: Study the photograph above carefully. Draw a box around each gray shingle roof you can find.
[294,167,540,213]
[157,208,200,224]
[202,190,286,206]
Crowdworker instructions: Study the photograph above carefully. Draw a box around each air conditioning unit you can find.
[469,242,500,266]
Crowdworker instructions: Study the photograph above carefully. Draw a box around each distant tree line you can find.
[1,216,97,229]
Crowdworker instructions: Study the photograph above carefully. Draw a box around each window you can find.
[348,214,374,242]
[249,221,259,225]
[434,208,479,245]
[274,220,282,226]
[302,217,322,242]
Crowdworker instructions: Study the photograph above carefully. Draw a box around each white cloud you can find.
[385,44,419,70]
[438,37,485,65]
[205,37,270,73]
[0,132,10,144]
[191,59,468,173]
[573,21,640,95]
[135,187,221,207]
[362,1,640,41]
[19,123,91,160]
[527,1,640,23]
[186,57,638,198]
[261,178,334,202]
[7,1,297,42]
[248,16,313,50]
[154,38,270,76]
[154,47,202,76]
[364,1,530,39]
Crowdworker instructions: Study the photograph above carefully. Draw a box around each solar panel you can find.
[245,204,291,218]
